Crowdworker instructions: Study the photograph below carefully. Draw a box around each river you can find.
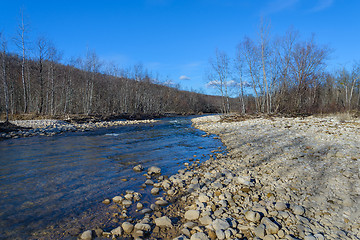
[0,116,223,239]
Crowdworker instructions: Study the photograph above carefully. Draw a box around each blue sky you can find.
[0,0,359,94]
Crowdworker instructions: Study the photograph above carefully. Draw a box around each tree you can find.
[235,44,246,114]
[14,8,30,113]
[289,35,330,112]
[1,32,10,122]
[207,49,231,114]
[35,37,49,114]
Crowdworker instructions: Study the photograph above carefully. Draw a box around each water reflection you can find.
[0,116,222,239]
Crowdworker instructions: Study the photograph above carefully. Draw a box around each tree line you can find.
[208,21,360,115]
[0,12,225,121]
[1,14,360,121]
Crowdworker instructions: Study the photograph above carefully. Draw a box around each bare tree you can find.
[208,49,231,114]
[35,37,49,114]
[1,32,10,122]
[235,44,246,114]
[259,18,272,113]
[14,8,30,113]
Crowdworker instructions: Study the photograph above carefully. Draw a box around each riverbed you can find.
[0,116,223,239]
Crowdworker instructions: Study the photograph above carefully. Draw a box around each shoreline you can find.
[0,118,159,140]
[72,114,359,240]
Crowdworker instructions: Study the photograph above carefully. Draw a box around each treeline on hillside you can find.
[207,23,360,115]
[0,51,222,119]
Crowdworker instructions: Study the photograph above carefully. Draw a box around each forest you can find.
[1,19,360,121]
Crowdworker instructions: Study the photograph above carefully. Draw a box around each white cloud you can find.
[308,0,334,12]
[179,75,191,80]
[261,0,300,15]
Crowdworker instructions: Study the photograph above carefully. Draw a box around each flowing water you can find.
[0,116,223,239]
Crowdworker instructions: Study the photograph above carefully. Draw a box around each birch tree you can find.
[1,32,10,122]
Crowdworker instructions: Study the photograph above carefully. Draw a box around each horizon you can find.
[1,0,359,95]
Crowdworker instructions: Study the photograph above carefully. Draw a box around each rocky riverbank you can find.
[76,114,359,240]
[0,119,158,139]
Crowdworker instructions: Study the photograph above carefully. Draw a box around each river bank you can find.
[0,118,158,139]
[74,114,360,240]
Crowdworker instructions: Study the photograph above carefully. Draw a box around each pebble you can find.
[155,216,173,228]
[185,210,200,220]
[245,210,261,222]
[190,232,209,240]
[148,166,161,175]
[80,230,93,240]
[122,222,134,233]
[151,187,160,195]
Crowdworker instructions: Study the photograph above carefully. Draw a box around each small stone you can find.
[102,199,110,204]
[134,223,151,231]
[111,226,122,236]
[151,187,160,195]
[122,222,134,233]
[145,179,154,185]
[185,210,200,220]
[155,199,168,206]
[137,202,143,210]
[261,217,280,234]
[245,210,261,222]
[183,222,197,229]
[181,228,191,237]
[199,215,213,225]
[208,230,217,240]
[291,205,305,215]
[112,196,123,203]
[304,235,317,240]
[133,164,144,172]
[198,193,210,203]
[124,193,133,200]
[275,202,287,211]
[80,230,93,240]
[216,229,225,240]
[190,232,209,240]
[253,224,266,238]
[122,200,132,207]
[155,216,173,228]
[148,166,161,175]
[263,235,276,240]
[212,219,230,231]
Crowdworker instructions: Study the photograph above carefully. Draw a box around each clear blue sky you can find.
[1,0,359,94]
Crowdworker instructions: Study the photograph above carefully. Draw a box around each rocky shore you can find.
[0,119,158,139]
[77,115,360,240]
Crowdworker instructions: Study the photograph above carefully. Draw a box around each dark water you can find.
[0,116,222,239]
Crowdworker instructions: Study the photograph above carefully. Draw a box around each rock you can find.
[148,166,161,175]
[190,232,209,240]
[245,210,261,222]
[183,222,197,229]
[185,210,200,220]
[122,200,132,207]
[122,222,134,233]
[212,219,230,231]
[112,196,123,203]
[137,202,143,210]
[94,228,103,237]
[80,230,93,240]
[145,179,154,185]
[140,208,152,214]
[253,224,266,238]
[304,235,317,240]
[133,164,144,172]
[261,217,280,234]
[291,205,305,215]
[198,193,210,203]
[151,187,160,195]
[102,199,110,204]
[263,235,276,240]
[124,193,133,200]
[134,223,151,231]
[111,226,122,236]
[155,216,173,228]
[275,202,287,211]
[199,215,213,225]
[215,229,225,240]
[155,199,168,206]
